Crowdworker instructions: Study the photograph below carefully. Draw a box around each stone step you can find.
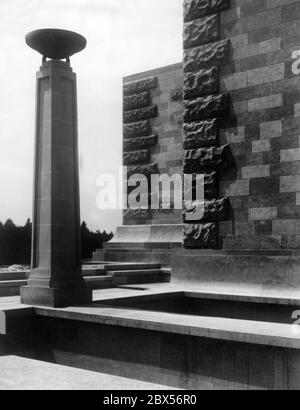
[0,355,178,390]
[84,276,114,289]
[0,280,28,297]
[109,269,171,285]
[0,268,171,296]
[0,272,28,281]
[105,263,162,271]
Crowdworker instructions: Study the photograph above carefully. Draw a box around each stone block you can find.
[124,135,157,152]
[123,209,152,221]
[280,175,300,193]
[252,140,270,153]
[184,0,230,22]
[255,220,272,236]
[281,148,300,163]
[184,197,230,222]
[123,120,151,139]
[183,223,218,248]
[183,93,230,123]
[220,179,250,196]
[242,165,270,179]
[221,72,248,91]
[183,15,219,49]
[123,76,158,96]
[124,105,158,124]
[249,207,278,221]
[248,94,282,112]
[123,92,150,111]
[220,126,245,144]
[170,89,183,101]
[183,119,218,149]
[123,150,150,166]
[127,163,159,181]
[183,67,219,99]
[184,172,219,200]
[184,145,234,173]
[183,39,230,73]
[250,177,279,196]
[248,63,285,87]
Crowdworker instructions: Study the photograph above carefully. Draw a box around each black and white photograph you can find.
[1,0,300,393]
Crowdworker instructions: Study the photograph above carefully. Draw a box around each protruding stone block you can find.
[184,0,230,22]
[183,119,218,149]
[183,93,229,123]
[184,145,234,173]
[184,197,230,222]
[183,223,218,248]
[123,76,158,96]
[123,120,151,139]
[123,91,150,111]
[183,14,219,50]
[124,150,150,166]
[184,172,219,199]
[127,163,159,180]
[170,89,183,101]
[124,105,158,124]
[184,40,230,73]
[124,135,157,152]
[124,209,152,222]
[183,67,219,100]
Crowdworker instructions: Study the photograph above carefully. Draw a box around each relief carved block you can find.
[183,93,230,123]
[183,67,219,100]
[183,223,218,248]
[183,40,230,73]
[124,105,158,124]
[183,14,219,50]
[184,145,234,173]
[184,119,218,149]
[184,0,230,22]
[123,76,158,96]
[124,91,150,111]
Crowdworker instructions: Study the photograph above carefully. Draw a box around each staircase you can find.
[0,263,171,297]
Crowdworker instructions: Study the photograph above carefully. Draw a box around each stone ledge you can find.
[123,120,151,139]
[124,105,158,124]
[183,40,230,73]
[183,14,219,49]
[183,119,219,149]
[123,91,151,111]
[184,0,230,23]
[123,76,158,96]
[124,135,157,152]
[183,93,230,123]
[183,67,219,100]
[184,145,234,173]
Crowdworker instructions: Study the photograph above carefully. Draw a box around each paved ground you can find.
[0,356,178,390]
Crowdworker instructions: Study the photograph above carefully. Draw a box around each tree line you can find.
[0,219,113,266]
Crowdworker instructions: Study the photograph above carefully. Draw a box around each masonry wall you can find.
[122,0,300,250]
[123,64,184,226]
[218,0,300,250]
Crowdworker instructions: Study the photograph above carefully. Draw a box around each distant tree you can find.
[0,219,113,265]
[81,221,113,260]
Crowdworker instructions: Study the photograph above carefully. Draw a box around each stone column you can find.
[21,30,92,307]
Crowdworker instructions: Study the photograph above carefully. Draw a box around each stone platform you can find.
[0,356,177,390]
[1,283,300,389]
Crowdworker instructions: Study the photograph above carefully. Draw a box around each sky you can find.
[0,0,183,233]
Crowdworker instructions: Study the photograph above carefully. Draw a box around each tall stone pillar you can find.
[21,29,92,307]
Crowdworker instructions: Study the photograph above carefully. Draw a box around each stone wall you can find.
[123,64,184,226]
[183,0,234,249]
[122,0,300,250]
[218,0,300,250]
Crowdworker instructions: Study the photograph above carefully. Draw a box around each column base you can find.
[20,285,93,308]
